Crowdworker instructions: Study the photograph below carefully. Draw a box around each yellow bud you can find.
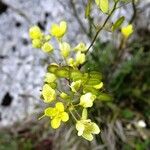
[44,73,57,83]
[67,58,76,67]
[70,80,82,92]
[50,21,67,38]
[121,24,133,38]
[42,42,53,53]
[74,42,87,52]
[29,26,42,39]
[44,35,51,41]
[60,42,70,58]
[32,39,42,48]
[76,51,86,65]
[60,92,69,99]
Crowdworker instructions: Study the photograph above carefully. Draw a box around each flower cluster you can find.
[29,21,113,141]
[29,20,133,141]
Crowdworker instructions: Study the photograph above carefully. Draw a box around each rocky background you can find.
[0,0,149,127]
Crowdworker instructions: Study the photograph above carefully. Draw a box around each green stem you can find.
[69,110,78,122]
[85,2,118,55]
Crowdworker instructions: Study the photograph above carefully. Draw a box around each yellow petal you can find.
[76,51,86,65]
[61,112,69,122]
[74,42,87,52]
[90,123,100,134]
[60,21,67,36]
[42,84,56,103]
[50,21,67,38]
[41,42,53,53]
[60,42,70,58]
[70,80,82,92]
[82,133,93,141]
[76,121,85,136]
[67,58,76,67]
[51,118,61,129]
[79,93,96,108]
[29,26,42,39]
[32,39,42,48]
[44,73,56,83]
[55,102,64,112]
[121,24,133,38]
[44,107,55,117]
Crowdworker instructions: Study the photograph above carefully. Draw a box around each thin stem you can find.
[69,110,78,121]
[85,2,118,54]
[129,0,136,23]
[69,0,89,38]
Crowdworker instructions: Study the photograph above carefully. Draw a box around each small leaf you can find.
[83,85,99,96]
[70,70,83,81]
[89,71,102,80]
[85,0,92,18]
[112,16,125,31]
[87,78,101,85]
[95,0,109,13]
[97,93,112,101]
[47,64,59,73]
[56,67,69,78]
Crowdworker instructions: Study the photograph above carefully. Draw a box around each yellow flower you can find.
[50,21,67,38]
[29,26,43,40]
[79,92,96,108]
[42,84,56,103]
[32,39,42,48]
[60,42,70,58]
[93,82,103,89]
[121,24,133,38]
[44,102,69,129]
[76,119,100,141]
[44,73,57,83]
[76,51,86,65]
[70,80,82,92]
[74,42,87,52]
[41,42,53,53]
[44,35,51,41]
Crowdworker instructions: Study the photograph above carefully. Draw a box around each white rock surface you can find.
[0,0,149,127]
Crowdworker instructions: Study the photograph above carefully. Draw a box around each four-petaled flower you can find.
[50,21,67,38]
[79,92,96,108]
[42,84,56,103]
[76,119,100,141]
[44,102,69,129]
[121,24,133,38]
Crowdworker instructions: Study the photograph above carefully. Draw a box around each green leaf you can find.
[48,82,57,89]
[56,67,69,78]
[95,0,109,13]
[89,71,102,80]
[112,16,125,31]
[83,85,99,96]
[97,93,112,101]
[85,0,92,18]
[70,70,83,81]
[122,109,134,119]
[87,78,101,85]
[47,64,59,73]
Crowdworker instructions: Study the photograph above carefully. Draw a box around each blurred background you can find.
[0,0,149,149]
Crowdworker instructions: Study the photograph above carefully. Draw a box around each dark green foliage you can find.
[85,31,150,149]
